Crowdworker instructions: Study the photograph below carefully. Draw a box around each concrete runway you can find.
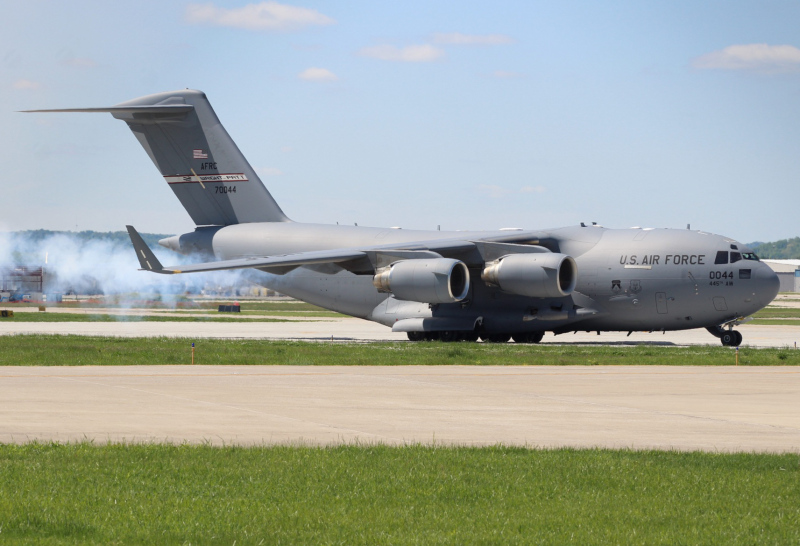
[2,365,798,452]
[0,317,798,347]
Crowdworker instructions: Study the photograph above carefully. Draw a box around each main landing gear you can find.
[406,331,544,343]
[706,326,743,347]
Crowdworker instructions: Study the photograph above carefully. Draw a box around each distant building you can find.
[762,260,800,293]
[0,266,45,302]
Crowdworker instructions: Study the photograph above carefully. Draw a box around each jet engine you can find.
[372,258,470,304]
[481,253,577,298]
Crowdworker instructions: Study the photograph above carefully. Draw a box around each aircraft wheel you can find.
[407,332,424,342]
[731,330,743,347]
[462,332,479,342]
[528,331,544,344]
[512,332,545,344]
[423,331,440,342]
[720,332,734,346]
[483,333,511,343]
[439,330,461,343]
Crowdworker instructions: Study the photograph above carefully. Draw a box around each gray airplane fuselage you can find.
[161,221,778,335]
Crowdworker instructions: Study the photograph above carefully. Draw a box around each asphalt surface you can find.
[2,365,798,452]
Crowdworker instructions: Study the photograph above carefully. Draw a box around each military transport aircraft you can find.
[26,90,780,346]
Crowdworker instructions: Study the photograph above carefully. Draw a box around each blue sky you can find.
[4,0,799,242]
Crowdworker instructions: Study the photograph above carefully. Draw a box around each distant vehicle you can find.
[26,90,780,346]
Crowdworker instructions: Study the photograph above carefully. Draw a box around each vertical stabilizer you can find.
[93,90,289,226]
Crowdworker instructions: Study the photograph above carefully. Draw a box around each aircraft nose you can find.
[755,265,780,306]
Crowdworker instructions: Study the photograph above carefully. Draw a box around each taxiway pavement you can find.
[2,365,798,452]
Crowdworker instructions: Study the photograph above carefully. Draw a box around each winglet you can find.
[126,225,169,274]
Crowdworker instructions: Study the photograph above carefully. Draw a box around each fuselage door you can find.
[655,292,668,314]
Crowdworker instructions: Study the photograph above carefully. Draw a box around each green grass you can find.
[755,308,800,319]
[1,335,798,366]
[238,310,345,317]
[749,319,800,326]
[0,443,797,544]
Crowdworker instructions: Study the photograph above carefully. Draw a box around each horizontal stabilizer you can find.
[21,105,194,115]
[126,225,167,274]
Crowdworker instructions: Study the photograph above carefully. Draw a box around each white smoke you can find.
[0,231,260,303]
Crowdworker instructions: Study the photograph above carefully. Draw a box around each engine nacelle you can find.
[372,258,470,304]
[481,253,577,298]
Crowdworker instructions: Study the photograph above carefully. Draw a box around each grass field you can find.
[753,308,800,319]
[748,319,800,326]
[0,335,798,366]
[0,443,797,544]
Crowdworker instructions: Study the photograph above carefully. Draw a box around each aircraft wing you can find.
[127,226,366,274]
[126,225,549,275]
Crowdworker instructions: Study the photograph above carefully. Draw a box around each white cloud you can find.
[257,167,283,176]
[185,1,335,31]
[63,58,97,68]
[358,44,444,62]
[478,185,545,199]
[692,43,800,73]
[13,79,41,90]
[298,67,338,81]
[433,33,513,46]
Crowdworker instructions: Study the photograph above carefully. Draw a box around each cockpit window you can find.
[715,250,758,264]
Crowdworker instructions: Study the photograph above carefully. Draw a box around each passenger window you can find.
[730,252,741,263]
[714,251,728,265]
[739,269,751,280]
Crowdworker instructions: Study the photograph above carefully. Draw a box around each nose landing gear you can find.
[720,330,743,347]
[706,325,743,347]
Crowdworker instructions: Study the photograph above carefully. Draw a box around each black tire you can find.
[462,332,479,342]
[721,332,734,346]
[407,331,424,342]
[528,331,544,344]
[512,331,545,344]
[731,330,743,347]
[483,333,511,343]
[423,331,440,341]
[439,330,461,342]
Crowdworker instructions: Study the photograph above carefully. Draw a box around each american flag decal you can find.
[193,149,208,159]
